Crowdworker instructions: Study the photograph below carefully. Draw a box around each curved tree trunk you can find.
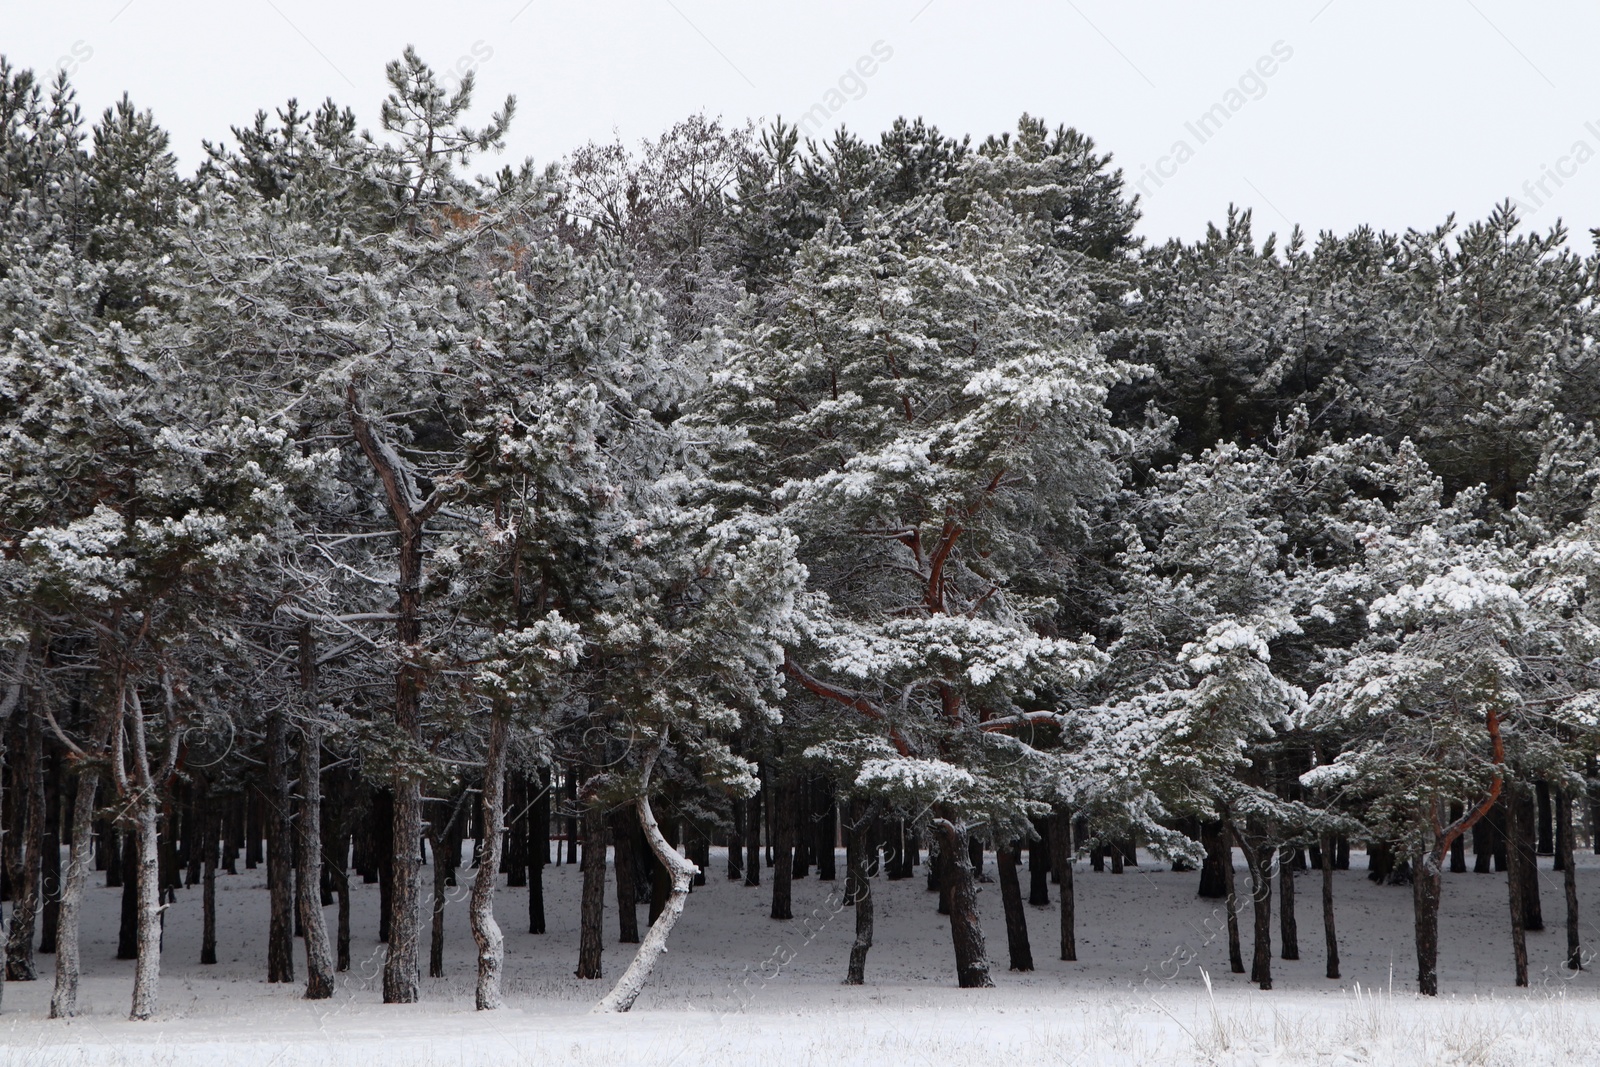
[595,741,700,1014]
[470,703,508,1009]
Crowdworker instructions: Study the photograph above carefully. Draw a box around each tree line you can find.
[1,48,1598,1018]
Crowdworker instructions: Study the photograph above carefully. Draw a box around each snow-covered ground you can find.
[4,846,1600,1065]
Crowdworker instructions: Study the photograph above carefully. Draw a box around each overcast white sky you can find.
[7,1,1600,250]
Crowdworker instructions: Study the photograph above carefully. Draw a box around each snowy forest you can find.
[2,47,1599,1030]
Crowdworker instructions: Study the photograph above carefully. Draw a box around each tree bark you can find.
[6,705,42,981]
[201,797,218,966]
[349,389,437,1007]
[844,799,873,984]
[470,705,509,1008]
[595,740,700,1013]
[743,785,762,888]
[1278,845,1299,961]
[611,811,640,944]
[770,777,793,920]
[265,703,295,985]
[996,840,1033,972]
[296,628,334,999]
[1412,850,1441,995]
[1512,787,1543,931]
[1220,818,1245,975]
[1319,832,1339,980]
[934,818,993,988]
[528,768,548,934]
[1027,818,1050,906]
[1051,806,1076,961]
[1506,786,1530,987]
[575,798,608,979]
[1558,788,1581,970]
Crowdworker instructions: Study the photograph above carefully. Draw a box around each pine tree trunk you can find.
[127,791,163,1019]
[296,723,334,997]
[576,799,607,980]
[1027,818,1049,906]
[529,767,548,934]
[814,777,836,881]
[1051,806,1076,962]
[1198,820,1229,898]
[1558,788,1581,970]
[265,705,295,984]
[844,799,873,984]
[1513,787,1543,931]
[201,800,218,966]
[429,812,449,979]
[38,745,60,955]
[934,818,993,988]
[1220,819,1244,974]
[1449,802,1468,873]
[1235,825,1273,990]
[595,742,701,1014]
[1278,845,1299,961]
[49,763,99,1018]
[6,706,42,981]
[770,777,793,920]
[727,795,743,882]
[1505,786,1530,987]
[1412,850,1441,995]
[117,832,138,959]
[1319,832,1339,980]
[470,704,508,1009]
[996,841,1033,972]
[612,811,640,944]
[743,787,761,888]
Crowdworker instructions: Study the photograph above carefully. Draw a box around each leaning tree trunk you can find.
[996,840,1034,972]
[935,817,994,988]
[1051,806,1077,961]
[469,702,509,1009]
[1319,832,1339,980]
[844,799,874,985]
[264,703,295,984]
[595,739,700,1013]
[1558,788,1581,970]
[575,798,608,980]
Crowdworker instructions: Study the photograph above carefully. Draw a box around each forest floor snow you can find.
[4,846,1600,1065]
